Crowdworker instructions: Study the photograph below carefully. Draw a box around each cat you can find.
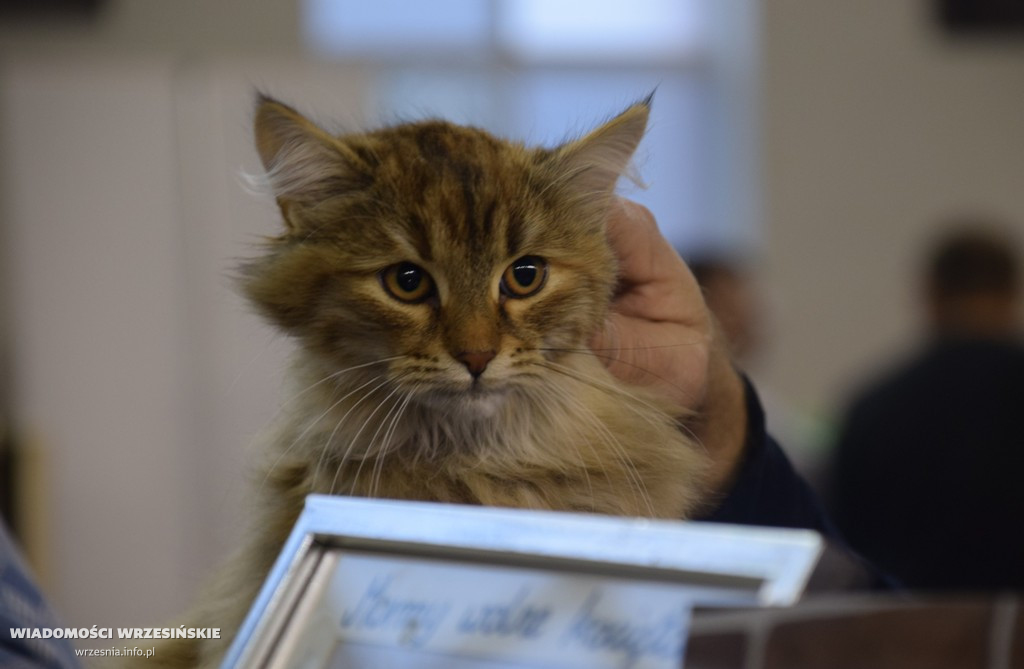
[149,93,708,668]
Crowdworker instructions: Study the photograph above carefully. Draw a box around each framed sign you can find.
[222,496,822,669]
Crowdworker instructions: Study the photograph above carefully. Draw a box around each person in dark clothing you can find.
[830,225,1024,591]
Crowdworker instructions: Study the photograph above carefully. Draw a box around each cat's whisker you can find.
[261,373,388,494]
[359,393,402,499]
[282,355,407,412]
[362,382,417,470]
[532,359,677,431]
[536,356,707,474]
[312,374,400,494]
[384,388,416,455]
[540,352,705,449]
[257,356,407,489]
[330,377,411,495]
[536,345,703,408]
[534,380,654,515]
[529,385,598,510]
[369,388,416,498]
[531,358,689,497]
[540,342,703,353]
[363,386,407,458]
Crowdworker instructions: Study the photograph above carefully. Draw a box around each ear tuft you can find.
[549,99,650,197]
[252,93,359,207]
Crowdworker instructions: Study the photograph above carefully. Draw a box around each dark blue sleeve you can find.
[698,376,839,539]
[698,379,898,591]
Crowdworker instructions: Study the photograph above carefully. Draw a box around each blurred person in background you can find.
[829,223,1024,591]
[688,256,761,363]
[688,253,831,492]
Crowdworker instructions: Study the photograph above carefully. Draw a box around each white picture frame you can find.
[222,495,822,669]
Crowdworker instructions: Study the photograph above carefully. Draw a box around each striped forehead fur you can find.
[241,94,654,358]
[249,95,650,213]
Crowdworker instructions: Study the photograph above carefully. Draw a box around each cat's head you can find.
[243,94,648,415]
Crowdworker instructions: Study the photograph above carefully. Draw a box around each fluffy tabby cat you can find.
[152,94,708,667]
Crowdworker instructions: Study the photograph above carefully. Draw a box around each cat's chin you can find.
[416,385,511,420]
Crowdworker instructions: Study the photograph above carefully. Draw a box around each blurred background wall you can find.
[761,0,1024,415]
[0,0,1022,646]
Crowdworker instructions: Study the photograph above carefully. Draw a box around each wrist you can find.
[694,331,748,496]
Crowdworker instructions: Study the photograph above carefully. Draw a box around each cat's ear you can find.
[547,98,650,197]
[252,94,366,226]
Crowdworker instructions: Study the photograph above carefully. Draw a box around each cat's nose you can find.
[455,350,496,378]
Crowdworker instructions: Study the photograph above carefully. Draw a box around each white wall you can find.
[759,0,1024,415]
[1,53,195,628]
[0,50,369,639]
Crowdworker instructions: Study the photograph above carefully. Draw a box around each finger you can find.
[594,313,711,409]
[605,199,675,286]
[606,199,706,324]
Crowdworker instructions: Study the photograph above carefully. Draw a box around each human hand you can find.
[592,199,747,495]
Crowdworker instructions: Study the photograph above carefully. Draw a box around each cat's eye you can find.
[500,256,548,298]
[381,262,435,304]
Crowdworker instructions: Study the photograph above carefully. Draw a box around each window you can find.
[302,0,757,252]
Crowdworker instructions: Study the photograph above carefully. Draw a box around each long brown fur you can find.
[148,95,708,668]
